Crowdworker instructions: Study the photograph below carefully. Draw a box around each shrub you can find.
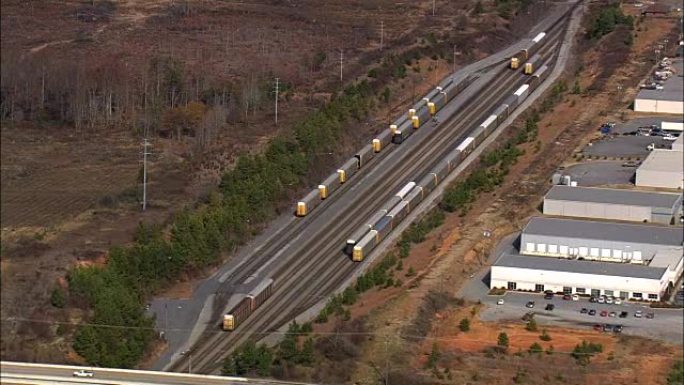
[539,329,552,341]
[528,342,543,355]
[525,318,538,332]
[497,332,509,350]
[668,359,684,385]
[459,318,471,332]
[50,287,66,308]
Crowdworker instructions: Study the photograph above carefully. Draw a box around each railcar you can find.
[318,172,342,199]
[222,278,274,331]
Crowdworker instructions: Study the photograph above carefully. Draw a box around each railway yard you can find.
[159,2,582,374]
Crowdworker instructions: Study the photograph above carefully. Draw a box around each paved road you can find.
[0,362,311,385]
[479,291,684,344]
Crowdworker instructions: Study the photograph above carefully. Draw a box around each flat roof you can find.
[636,60,684,102]
[545,185,682,209]
[638,148,684,173]
[523,217,684,246]
[494,252,668,280]
[649,247,684,269]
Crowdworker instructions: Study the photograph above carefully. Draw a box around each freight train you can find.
[295,75,472,217]
[222,278,274,331]
[510,32,546,70]
[347,61,552,262]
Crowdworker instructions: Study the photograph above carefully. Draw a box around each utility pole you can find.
[274,77,279,125]
[339,49,344,82]
[432,0,436,16]
[142,138,150,211]
[380,20,384,50]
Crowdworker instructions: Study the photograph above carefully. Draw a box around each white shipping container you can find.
[395,182,417,199]
[456,137,475,152]
[514,84,530,97]
[661,121,683,132]
[532,32,546,43]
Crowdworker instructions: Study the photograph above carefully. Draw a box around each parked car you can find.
[580,308,589,314]
[589,309,597,316]
[544,293,554,300]
[614,298,622,305]
[609,311,617,318]
[603,324,613,332]
[606,297,614,304]
[526,301,535,309]
[589,297,597,303]
[646,312,655,319]
[600,310,608,317]
[619,311,628,318]
[635,310,643,318]
[562,294,572,301]
[598,296,606,304]
[497,298,505,305]
[73,370,94,378]
[545,304,555,311]
[593,324,603,331]
[663,134,678,141]
[613,325,623,333]
[572,294,580,301]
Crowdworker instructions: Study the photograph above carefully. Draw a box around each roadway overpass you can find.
[0,361,313,385]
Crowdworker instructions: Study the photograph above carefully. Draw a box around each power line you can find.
[0,315,622,355]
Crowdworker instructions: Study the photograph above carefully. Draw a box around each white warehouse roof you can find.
[523,217,684,246]
[494,252,667,279]
[545,185,682,209]
[636,149,684,189]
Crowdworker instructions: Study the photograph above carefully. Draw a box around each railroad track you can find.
[169,5,575,374]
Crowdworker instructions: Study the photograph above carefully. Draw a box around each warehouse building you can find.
[673,134,684,152]
[636,149,684,189]
[543,185,683,224]
[634,60,684,114]
[520,217,683,263]
[490,252,678,301]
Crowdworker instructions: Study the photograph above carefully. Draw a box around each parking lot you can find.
[478,291,684,344]
[583,135,668,158]
[562,161,635,186]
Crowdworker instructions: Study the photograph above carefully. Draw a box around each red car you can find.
[600,310,608,317]
[593,324,602,331]
[562,294,572,300]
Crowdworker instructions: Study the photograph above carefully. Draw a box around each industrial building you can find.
[520,217,683,262]
[673,134,684,152]
[490,216,684,301]
[636,149,684,189]
[543,185,683,224]
[491,252,678,301]
[634,59,684,114]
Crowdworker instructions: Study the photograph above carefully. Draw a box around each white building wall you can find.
[635,98,684,115]
[636,169,684,189]
[544,200,652,222]
[490,265,668,300]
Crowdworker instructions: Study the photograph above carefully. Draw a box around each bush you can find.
[668,360,684,385]
[528,342,543,355]
[50,287,66,308]
[539,329,552,341]
[572,340,603,366]
[525,319,538,332]
[497,332,509,350]
[222,341,273,376]
[459,318,471,332]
